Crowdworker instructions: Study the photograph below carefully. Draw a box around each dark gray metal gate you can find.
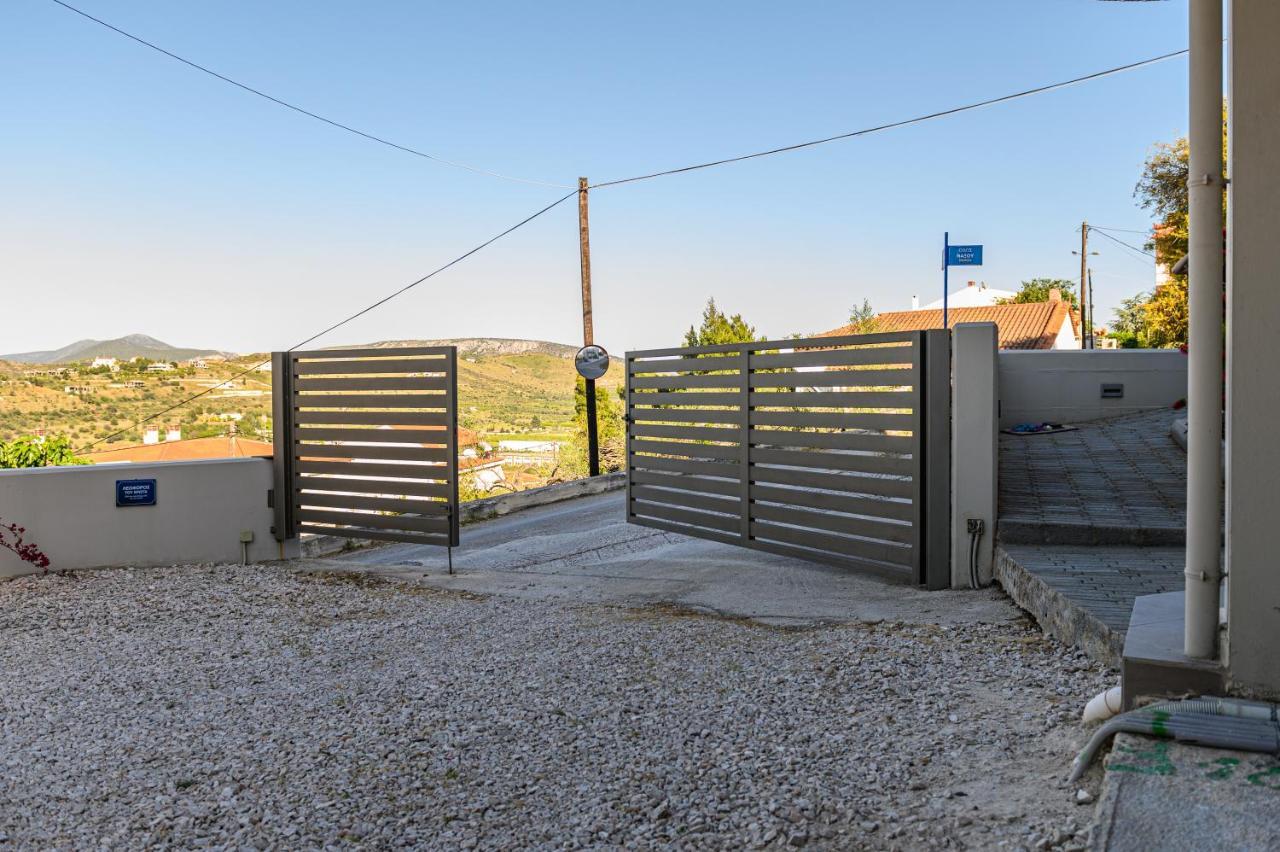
[271,345,460,550]
[625,330,950,587]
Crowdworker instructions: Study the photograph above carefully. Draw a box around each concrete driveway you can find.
[303,490,1018,626]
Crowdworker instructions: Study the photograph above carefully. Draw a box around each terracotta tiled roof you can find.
[87,435,275,463]
[819,301,1079,350]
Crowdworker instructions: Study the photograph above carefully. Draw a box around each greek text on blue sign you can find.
[116,479,157,507]
[946,245,983,266]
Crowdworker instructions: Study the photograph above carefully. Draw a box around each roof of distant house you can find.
[819,300,1080,350]
[919,281,1017,311]
[86,434,274,464]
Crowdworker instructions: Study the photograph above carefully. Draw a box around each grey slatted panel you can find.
[293,357,449,376]
[295,376,449,392]
[297,525,451,546]
[293,427,450,443]
[750,484,914,522]
[748,428,913,453]
[625,330,934,581]
[629,469,740,497]
[294,410,451,426]
[294,476,451,499]
[629,500,740,534]
[750,502,914,544]
[631,439,741,461]
[749,522,913,568]
[282,345,459,548]
[749,447,914,476]
[748,369,913,388]
[295,444,450,462]
[296,509,452,535]
[295,492,451,514]
[295,394,448,409]
[748,390,914,409]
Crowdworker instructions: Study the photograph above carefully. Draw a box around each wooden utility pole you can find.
[1087,268,1095,349]
[1079,222,1089,350]
[578,177,599,477]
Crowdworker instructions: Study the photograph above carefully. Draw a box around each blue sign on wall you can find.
[946,244,984,266]
[116,479,157,507]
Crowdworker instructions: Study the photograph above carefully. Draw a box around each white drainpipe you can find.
[1185,0,1225,660]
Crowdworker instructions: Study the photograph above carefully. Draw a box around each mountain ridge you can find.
[1,334,230,365]
[351,338,582,359]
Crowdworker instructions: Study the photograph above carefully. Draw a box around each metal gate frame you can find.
[271,345,460,554]
[625,330,950,587]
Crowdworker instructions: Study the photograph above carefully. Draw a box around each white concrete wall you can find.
[1225,0,1280,695]
[951,323,998,589]
[997,350,1186,428]
[0,458,297,578]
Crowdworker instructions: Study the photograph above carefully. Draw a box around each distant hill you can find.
[1,334,229,365]
[356,338,582,359]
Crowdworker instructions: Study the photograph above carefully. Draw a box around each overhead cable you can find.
[73,189,577,453]
[48,0,574,189]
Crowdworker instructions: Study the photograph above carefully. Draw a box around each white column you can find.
[950,323,998,590]
[1224,0,1280,691]
[1184,0,1225,660]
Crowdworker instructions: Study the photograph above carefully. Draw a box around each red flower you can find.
[0,517,51,573]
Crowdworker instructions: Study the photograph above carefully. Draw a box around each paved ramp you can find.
[306,490,1017,626]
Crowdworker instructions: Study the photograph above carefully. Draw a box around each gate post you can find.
[270,351,295,542]
[920,330,952,589]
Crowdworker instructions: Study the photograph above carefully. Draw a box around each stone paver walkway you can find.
[995,409,1188,665]
[999,409,1186,545]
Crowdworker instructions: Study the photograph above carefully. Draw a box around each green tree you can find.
[1111,115,1227,350]
[1143,278,1189,348]
[998,279,1080,310]
[0,435,91,468]
[564,378,624,477]
[1134,105,1225,264]
[683,298,763,347]
[846,299,880,334]
[1112,294,1150,337]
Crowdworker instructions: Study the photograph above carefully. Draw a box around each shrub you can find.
[0,435,91,468]
[0,519,50,572]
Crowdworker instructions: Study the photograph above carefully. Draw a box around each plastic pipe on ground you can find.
[1082,686,1124,724]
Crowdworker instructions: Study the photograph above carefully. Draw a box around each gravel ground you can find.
[0,564,1110,850]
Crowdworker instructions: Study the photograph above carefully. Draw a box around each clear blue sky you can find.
[2,0,1189,354]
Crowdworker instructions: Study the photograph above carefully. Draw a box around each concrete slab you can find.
[303,491,1020,626]
[1089,732,1280,851]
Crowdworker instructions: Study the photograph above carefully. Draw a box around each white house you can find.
[916,281,1017,311]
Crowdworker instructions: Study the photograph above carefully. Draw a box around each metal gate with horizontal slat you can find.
[625,330,950,587]
[271,345,460,549]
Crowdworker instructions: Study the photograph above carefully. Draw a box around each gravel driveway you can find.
[0,564,1108,850]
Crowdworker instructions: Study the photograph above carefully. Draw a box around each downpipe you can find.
[1183,0,1225,660]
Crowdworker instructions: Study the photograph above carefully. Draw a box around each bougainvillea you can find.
[1,519,50,572]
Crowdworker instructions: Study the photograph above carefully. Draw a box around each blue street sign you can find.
[946,244,984,266]
[116,478,157,507]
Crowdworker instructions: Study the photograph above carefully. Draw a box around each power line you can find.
[1087,225,1152,234]
[73,189,577,453]
[1090,226,1156,260]
[47,0,573,190]
[588,48,1189,189]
